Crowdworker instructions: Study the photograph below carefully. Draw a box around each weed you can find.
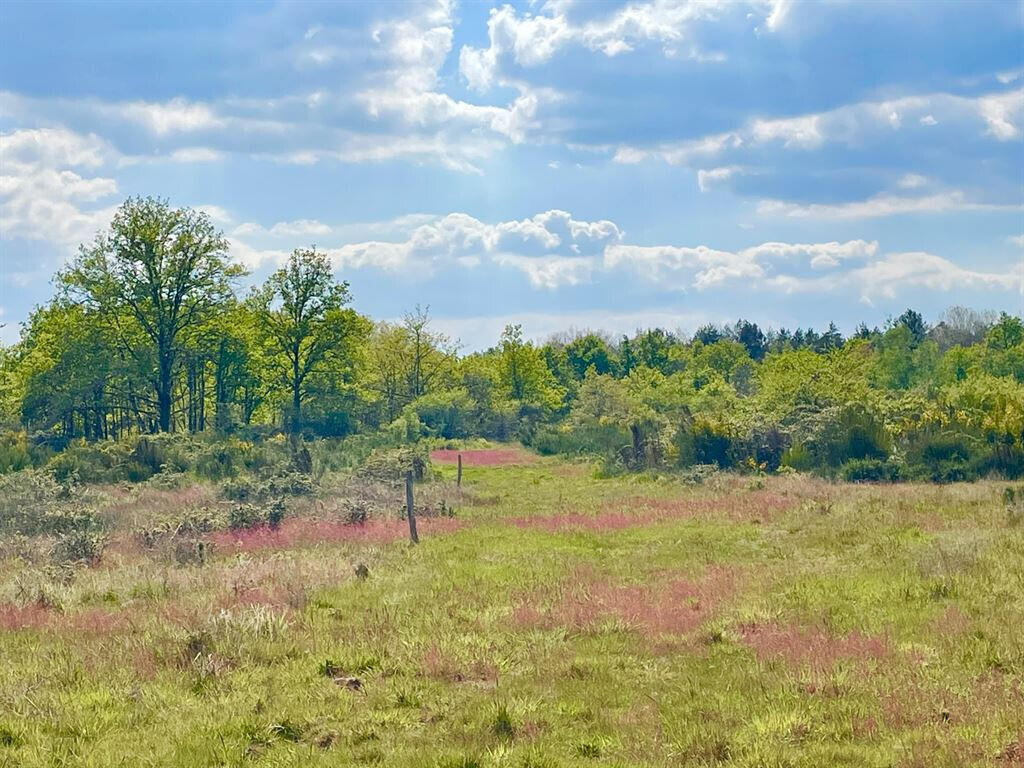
[492,704,516,739]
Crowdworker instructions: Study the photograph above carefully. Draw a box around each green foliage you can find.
[0,201,1020,485]
[0,431,36,473]
[255,247,369,434]
[840,458,900,483]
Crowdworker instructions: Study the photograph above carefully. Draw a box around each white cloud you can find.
[196,205,233,224]
[897,173,927,189]
[997,68,1024,85]
[764,0,793,31]
[229,209,623,278]
[745,239,878,269]
[0,127,119,248]
[697,166,740,192]
[977,89,1024,140]
[1009,234,1024,247]
[851,251,1022,301]
[604,238,877,289]
[613,87,1024,168]
[751,114,823,147]
[357,0,552,155]
[757,191,1016,220]
[232,219,333,238]
[224,207,1019,306]
[119,98,224,135]
[0,127,111,168]
[604,243,765,289]
[168,147,224,163]
[492,253,594,289]
[614,131,741,165]
[458,0,775,94]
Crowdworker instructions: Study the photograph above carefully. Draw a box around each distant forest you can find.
[2,198,1022,482]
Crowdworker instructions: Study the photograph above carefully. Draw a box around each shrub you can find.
[221,470,313,502]
[904,429,977,483]
[840,458,900,483]
[229,504,263,531]
[692,423,733,468]
[781,442,814,472]
[529,425,580,456]
[51,531,105,565]
[267,499,285,529]
[0,431,34,473]
[0,470,104,537]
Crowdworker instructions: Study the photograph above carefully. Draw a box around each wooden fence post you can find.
[405,471,419,544]
[456,453,462,488]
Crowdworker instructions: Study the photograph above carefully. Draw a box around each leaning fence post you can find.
[405,471,419,544]
[456,453,463,488]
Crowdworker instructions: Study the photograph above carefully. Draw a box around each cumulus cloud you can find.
[358,0,553,156]
[457,0,777,93]
[229,209,623,283]
[851,251,1022,301]
[0,127,119,248]
[228,205,1018,303]
[604,238,878,289]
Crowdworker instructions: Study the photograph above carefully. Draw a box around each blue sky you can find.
[1,0,1022,350]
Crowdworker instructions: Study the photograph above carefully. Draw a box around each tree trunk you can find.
[157,384,172,433]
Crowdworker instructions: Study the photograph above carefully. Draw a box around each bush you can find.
[229,503,264,531]
[0,470,104,537]
[51,531,106,565]
[840,458,900,483]
[221,470,314,502]
[530,426,580,456]
[781,442,814,472]
[0,431,34,473]
[692,423,733,468]
[904,429,977,483]
[409,389,475,439]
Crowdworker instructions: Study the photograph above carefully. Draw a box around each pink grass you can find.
[430,448,535,466]
[207,516,463,553]
[0,602,130,634]
[739,622,888,670]
[514,566,739,639]
[0,603,51,631]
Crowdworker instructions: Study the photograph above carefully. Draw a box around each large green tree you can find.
[256,247,368,433]
[60,197,239,432]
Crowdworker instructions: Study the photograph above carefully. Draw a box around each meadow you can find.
[1,445,1022,768]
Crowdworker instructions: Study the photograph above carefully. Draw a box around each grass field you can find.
[1,448,1022,767]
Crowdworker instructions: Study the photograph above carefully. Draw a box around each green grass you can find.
[1,452,1022,767]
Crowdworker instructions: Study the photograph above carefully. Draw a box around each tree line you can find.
[2,197,1022,482]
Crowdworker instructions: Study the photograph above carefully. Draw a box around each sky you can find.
[0,0,1022,350]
